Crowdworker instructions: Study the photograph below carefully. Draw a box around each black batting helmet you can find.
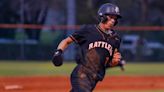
[98,3,121,24]
[98,3,121,18]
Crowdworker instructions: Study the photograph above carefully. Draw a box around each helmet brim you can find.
[103,14,122,19]
[117,15,122,19]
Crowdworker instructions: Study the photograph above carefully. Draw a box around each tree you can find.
[23,0,48,42]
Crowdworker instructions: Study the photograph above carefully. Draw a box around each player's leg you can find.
[70,69,91,91]
[70,65,92,92]
[70,66,99,92]
[70,75,91,92]
[70,74,99,92]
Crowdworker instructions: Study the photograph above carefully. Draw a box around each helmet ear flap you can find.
[100,15,108,23]
[100,15,118,26]
[114,19,118,26]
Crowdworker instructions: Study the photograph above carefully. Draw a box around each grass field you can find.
[0,61,164,92]
[0,60,164,76]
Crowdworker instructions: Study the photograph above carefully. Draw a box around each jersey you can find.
[70,25,121,81]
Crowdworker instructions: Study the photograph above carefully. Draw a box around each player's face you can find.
[104,15,117,30]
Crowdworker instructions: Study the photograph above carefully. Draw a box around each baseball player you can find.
[52,3,125,92]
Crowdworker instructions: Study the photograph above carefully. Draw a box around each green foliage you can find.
[40,30,64,45]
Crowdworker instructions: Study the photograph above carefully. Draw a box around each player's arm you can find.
[52,37,74,66]
[52,25,87,67]
[109,49,122,66]
[108,33,126,70]
[109,49,125,71]
[57,37,74,51]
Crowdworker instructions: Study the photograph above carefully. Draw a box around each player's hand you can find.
[52,49,63,67]
[110,52,122,66]
[118,59,126,71]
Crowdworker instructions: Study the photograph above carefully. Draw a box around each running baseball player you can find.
[52,3,125,92]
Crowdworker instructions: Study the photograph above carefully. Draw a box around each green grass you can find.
[0,61,75,76]
[0,61,164,76]
[107,62,164,76]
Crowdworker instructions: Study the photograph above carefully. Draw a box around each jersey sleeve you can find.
[112,30,122,50]
[116,36,121,50]
[70,25,89,44]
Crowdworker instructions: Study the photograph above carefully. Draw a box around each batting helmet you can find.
[98,3,122,24]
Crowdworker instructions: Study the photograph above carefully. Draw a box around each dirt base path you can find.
[1,76,164,92]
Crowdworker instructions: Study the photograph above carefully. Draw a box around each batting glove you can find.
[52,49,63,67]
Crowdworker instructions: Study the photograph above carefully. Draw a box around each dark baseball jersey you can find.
[69,25,121,91]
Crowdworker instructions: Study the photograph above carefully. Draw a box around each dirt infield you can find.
[1,76,164,92]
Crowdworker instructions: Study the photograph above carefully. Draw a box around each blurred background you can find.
[0,0,164,62]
